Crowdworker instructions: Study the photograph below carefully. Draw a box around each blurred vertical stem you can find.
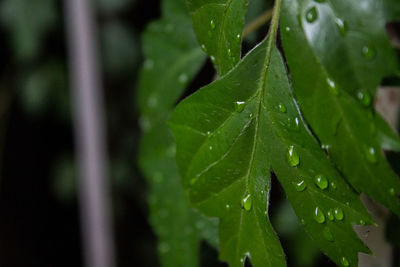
[63,0,116,267]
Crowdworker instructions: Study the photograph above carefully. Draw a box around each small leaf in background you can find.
[101,22,140,77]
[19,61,70,120]
[137,0,218,265]
[281,0,400,216]
[95,0,136,14]
[186,0,248,75]
[52,155,76,203]
[0,0,56,61]
[170,3,374,265]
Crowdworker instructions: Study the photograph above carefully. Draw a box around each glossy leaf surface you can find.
[186,0,248,75]
[281,0,400,216]
[170,4,373,265]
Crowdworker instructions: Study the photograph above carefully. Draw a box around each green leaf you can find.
[0,0,56,61]
[138,0,219,266]
[170,2,373,266]
[282,0,400,150]
[100,22,140,76]
[139,123,218,266]
[281,0,400,216]
[284,0,398,99]
[186,0,248,75]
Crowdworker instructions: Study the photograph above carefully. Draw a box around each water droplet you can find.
[314,174,328,190]
[227,48,231,57]
[236,34,241,42]
[389,187,396,196]
[147,96,158,108]
[166,145,176,157]
[287,145,300,167]
[278,103,287,113]
[285,26,291,32]
[327,209,334,221]
[294,117,300,130]
[321,143,330,150]
[201,44,207,52]
[335,18,348,36]
[301,219,306,225]
[210,20,216,30]
[196,221,205,229]
[306,7,318,23]
[361,45,376,60]
[357,89,371,107]
[365,146,377,163]
[153,172,163,183]
[207,131,212,137]
[293,180,307,192]
[341,256,349,266]
[314,206,325,223]
[330,182,337,189]
[144,59,154,70]
[208,30,213,38]
[327,78,339,95]
[178,73,188,84]
[235,101,245,112]
[226,204,231,210]
[359,219,366,226]
[158,242,170,253]
[241,194,252,211]
[260,190,265,194]
[210,55,216,62]
[323,227,334,242]
[249,113,253,119]
[139,116,151,132]
[209,146,213,150]
[334,207,344,220]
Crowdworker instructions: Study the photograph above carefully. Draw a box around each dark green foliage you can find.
[139,0,400,266]
[137,0,218,266]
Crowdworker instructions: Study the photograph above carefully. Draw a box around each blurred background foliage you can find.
[0,0,397,266]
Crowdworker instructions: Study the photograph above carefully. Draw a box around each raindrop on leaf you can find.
[361,45,376,60]
[293,180,307,192]
[341,257,350,266]
[235,101,246,112]
[334,207,344,220]
[306,7,318,23]
[314,206,325,223]
[241,194,252,211]
[314,174,328,190]
[287,145,300,167]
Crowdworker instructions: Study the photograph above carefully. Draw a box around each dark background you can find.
[0,0,398,266]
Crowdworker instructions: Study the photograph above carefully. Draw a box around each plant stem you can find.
[64,0,116,267]
[242,9,273,38]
